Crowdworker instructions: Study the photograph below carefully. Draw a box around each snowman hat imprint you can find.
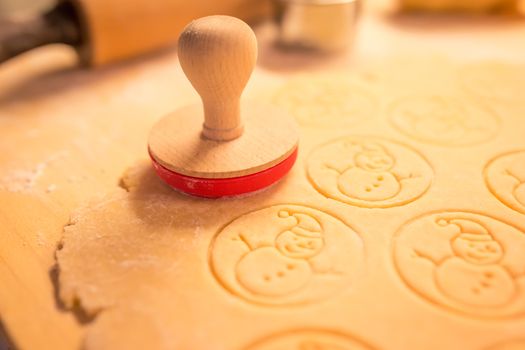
[437,218,494,242]
[354,142,396,171]
[278,210,323,238]
[361,142,386,152]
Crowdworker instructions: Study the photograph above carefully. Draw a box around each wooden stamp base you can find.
[148,101,299,179]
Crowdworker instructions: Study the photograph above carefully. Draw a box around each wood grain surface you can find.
[1,3,525,350]
[148,103,298,178]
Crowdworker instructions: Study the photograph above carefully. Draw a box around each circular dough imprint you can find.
[307,136,433,208]
[393,211,525,318]
[389,95,500,146]
[209,205,364,306]
[273,75,377,127]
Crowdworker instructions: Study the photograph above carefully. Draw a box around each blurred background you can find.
[0,0,53,15]
[1,0,524,69]
[0,1,525,350]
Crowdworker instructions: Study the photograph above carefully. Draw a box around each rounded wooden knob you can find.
[178,16,257,141]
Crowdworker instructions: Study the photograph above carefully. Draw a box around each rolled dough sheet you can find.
[57,57,525,350]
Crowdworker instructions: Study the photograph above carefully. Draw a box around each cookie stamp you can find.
[148,16,299,197]
[209,205,364,306]
[307,136,433,208]
[393,211,525,318]
[389,95,500,146]
[485,150,525,215]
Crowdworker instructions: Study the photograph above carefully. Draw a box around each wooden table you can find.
[1,5,524,349]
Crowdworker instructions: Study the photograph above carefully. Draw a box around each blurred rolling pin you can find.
[0,0,270,66]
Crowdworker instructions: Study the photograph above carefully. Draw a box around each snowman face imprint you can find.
[452,237,503,265]
[485,150,525,215]
[354,150,395,172]
[394,211,525,317]
[412,104,465,134]
[389,95,500,146]
[243,329,375,350]
[275,231,324,259]
[209,205,364,305]
[308,136,433,208]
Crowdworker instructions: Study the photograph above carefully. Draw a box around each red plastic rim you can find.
[149,147,298,198]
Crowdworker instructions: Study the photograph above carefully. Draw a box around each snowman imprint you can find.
[307,136,433,208]
[234,210,339,298]
[485,150,525,215]
[389,95,499,146]
[394,211,525,318]
[324,142,417,202]
[210,205,364,305]
[414,218,519,307]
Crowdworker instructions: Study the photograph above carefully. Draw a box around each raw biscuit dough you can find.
[57,57,525,350]
[388,95,500,146]
[486,339,525,350]
[273,75,377,128]
[460,62,525,104]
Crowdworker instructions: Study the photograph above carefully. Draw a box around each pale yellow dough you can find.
[273,76,377,128]
[57,57,525,350]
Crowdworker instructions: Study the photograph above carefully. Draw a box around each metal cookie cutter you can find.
[274,0,361,52]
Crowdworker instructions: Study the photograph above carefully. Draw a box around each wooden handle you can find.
[178,16,257,141]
